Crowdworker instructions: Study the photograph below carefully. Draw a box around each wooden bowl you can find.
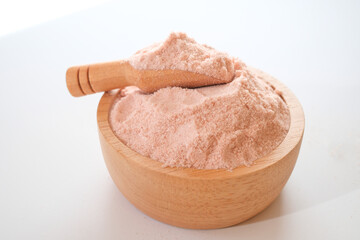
[97,70,305,229]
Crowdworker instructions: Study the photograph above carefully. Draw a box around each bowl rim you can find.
[97,68,305,180]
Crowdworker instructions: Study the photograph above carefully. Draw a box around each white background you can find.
[0,0,359,239]
[0,0,109,37]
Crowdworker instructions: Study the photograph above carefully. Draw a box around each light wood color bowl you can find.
[97,69,305,229]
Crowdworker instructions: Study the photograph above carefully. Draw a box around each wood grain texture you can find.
[66,60,224,97]
[97,69,305,229]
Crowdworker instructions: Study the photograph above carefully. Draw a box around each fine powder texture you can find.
[128,32,236,82]
[110,33,290,170]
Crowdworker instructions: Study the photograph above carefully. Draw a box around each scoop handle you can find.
[66,60,130,97]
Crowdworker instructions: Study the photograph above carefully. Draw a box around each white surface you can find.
[0,0,109,37]
[1,0,359,239]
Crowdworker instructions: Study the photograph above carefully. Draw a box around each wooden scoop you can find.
[66,60,225,97]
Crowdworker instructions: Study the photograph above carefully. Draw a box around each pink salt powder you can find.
[110,33,290,170]
[128,32,236,82]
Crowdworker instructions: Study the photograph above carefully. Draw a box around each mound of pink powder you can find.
[128,32,236,82]
[110,33,290,170]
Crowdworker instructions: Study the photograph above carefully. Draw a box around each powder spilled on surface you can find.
[110,33,290,170]
[128,32,236,82]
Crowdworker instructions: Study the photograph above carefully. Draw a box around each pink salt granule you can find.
[110,33,290,170]
[128,32,236,82]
